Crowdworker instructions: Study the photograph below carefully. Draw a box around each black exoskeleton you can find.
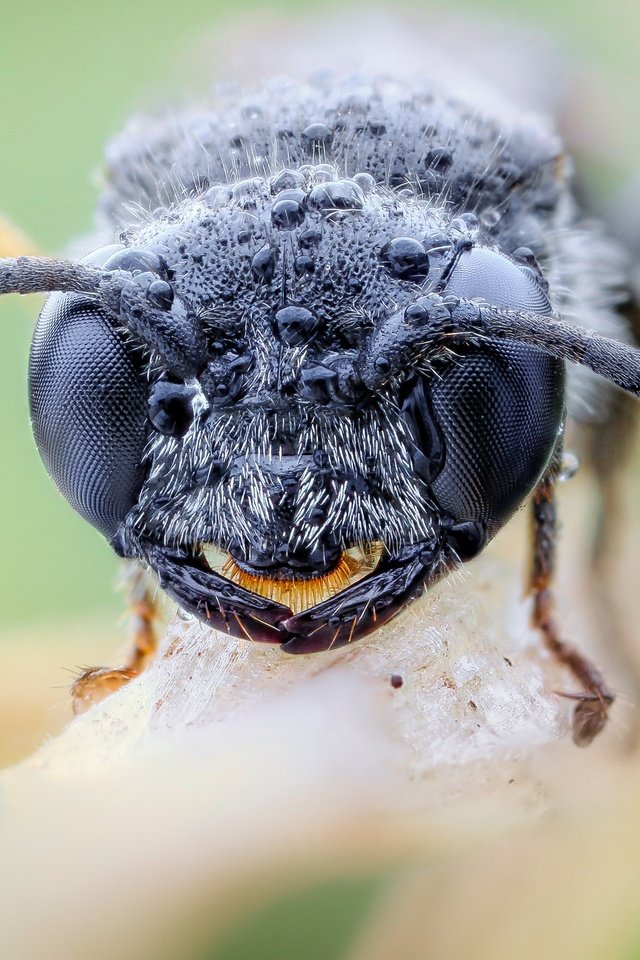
[2,75,639,703]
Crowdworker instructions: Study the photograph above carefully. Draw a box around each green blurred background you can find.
[1,0,640,633]
[1,3,640,959]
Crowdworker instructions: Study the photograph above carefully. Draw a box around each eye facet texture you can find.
[446,246,550,314]
[29,293,148,538]
[426,245,564,533]
[430,342,565,532]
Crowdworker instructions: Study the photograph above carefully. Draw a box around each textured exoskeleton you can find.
[3,68,639,738]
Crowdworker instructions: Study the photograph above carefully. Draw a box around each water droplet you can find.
[146,279,174,311]
[275,188,306,205]
[423,231,452,256]
[558,451,580,482]
[404,300,432,326]
[310,168,333,184]
[313,163,336,177]
[294,255,315,275]
[204,185,231,207]
[299,228,323,248]
[270,169,305,193]
[231,177,265,200]
[309,180,365,212]
[374,355,392,374]
[148,380,196,437]
[451,217,473,235]
[275,305,319,346]
[271,192,306,229]
[460,213,479,231]
[302,122,333,145]
[353,172,376,193]
[251,245,278,282]
[480,208,501,228]
[104,248,164,275]
[381,237,429,281]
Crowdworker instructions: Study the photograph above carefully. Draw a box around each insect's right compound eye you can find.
[29,292,149,539]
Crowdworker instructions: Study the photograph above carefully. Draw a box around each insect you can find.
[2,73,639,743]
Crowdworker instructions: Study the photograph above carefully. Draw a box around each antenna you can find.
[0,254,205,379]
[0,255,109,296]
[360,293,640,397]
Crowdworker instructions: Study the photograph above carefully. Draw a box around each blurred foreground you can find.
[2,5,640,959]
[3,463,640,960]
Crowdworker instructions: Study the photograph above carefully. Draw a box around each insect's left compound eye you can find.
[29,292,149,539]
[404,246,565,537]
[444,245,550,314]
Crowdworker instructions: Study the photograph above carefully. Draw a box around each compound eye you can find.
[429,341,564,533]
[444,245,549,313]
[404,245,563,536]
[29,292,148,539]
[148,381,197,437]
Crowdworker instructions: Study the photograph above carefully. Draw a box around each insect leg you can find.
[583,388,640,745]
[528,456,615,746]
[71,563,161,714]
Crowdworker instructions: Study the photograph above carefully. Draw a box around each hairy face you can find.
[122,166,448,601]
[30,160,564,642]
